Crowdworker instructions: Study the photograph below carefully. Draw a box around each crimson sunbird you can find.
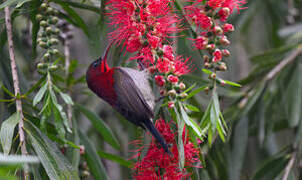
[86,43,170,154]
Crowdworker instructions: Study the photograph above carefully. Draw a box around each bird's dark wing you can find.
[113,68,154,125]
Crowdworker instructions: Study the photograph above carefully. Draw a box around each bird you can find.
[86,43,170,154]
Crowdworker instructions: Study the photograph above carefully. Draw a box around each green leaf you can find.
[0,153,39,164]
[54,1,90,37]
[59,92,74,105]
[1,85,15,97]
[183,103,200,112]
[183,83,196,93]
[221,79,242,87]
[0,113,20,155]
[179,103,203,139]
[202,68,213,75]
[33,82,48,106]
[50,0,100,13]
[79,131,108,180]
[75,104,120,150]
[182,85,208,101]
[173,106,185,169]
[252,152,290,180]
[286,61,302,127]
[97,150,133,168]
[25,121,80,180]
[0,0,29,9]
[212,91,226,142]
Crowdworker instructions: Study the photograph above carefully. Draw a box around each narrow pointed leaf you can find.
[25,121,80,180]
[0,112,20,155]
[79,131,108,180]
[97,150,133,168]
[33,82,48,106]
[75,104,120,150]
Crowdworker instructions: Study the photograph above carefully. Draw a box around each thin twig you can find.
[5,6,29,180]
[265,45,302,82]
[64,39,73,122]
[282,151,296,180]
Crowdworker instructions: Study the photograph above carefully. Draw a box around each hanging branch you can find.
[58,20,73,122]
[5,6,29,179]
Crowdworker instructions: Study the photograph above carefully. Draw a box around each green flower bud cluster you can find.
[36,2,60,63]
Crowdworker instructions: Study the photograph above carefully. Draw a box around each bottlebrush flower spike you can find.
[132,119,202,180]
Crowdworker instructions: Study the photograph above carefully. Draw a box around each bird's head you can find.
[86,42,113,80]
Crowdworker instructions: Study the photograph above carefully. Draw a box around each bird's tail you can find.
[143,119,172,155]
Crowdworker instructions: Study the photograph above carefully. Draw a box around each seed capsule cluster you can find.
[36,2,60,72]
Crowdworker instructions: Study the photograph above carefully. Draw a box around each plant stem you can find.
[5,6,29,180]
[265,45,302,82]
[63,28,72,122]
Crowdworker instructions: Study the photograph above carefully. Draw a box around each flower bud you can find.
[204,86,210,94]
[179,82,186,90]
[179,92,188,98]
[155,75,165,87]
[206,44,215,51]
[160,89,166,96]
[43,53,50,60]
[218,7,230,21]
[210,73,216,79]
[40,3,48,9]
[219,36,230,46]
[204,62,211,69]
[49,65,58,71]
[203,55,210,62]
[38,41,48,48]
[222,23,234,33]
[167,89,177,97]
[80,145,85,155]
[220,80,226,86]
[37,63,47,69]
[46,27,52,34]
[213,26,223,34]
[222,49,230,57]
[167,75,178,84]
[218,62,227,71]
[36,14,43,21]
[40,20,48,27]
[168,101,175,109]
[49,38,59,45]
[46,7,54,14]
[53,28,60,35]
[213,49,222,62]
[52,49,59,55]
[50,17,58,24]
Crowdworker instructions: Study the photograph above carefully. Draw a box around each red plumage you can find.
[86,43,170,154]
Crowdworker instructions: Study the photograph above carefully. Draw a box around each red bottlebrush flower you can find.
[221,0,247,13]
[132,119,202,180]
[213,49,222,62]
[192,36,208,50]
[147,33,161,49]
[126,35,142,53]
[218,7,231,21]
[222,23,235,32]
[155,75,166,86]
[163,45,174,61]
[156,58,171,74]
[167,75,179,84]
[174,56,191,76]
[207,0,223,9]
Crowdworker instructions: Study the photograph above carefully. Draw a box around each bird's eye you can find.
[93,61,98,67]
